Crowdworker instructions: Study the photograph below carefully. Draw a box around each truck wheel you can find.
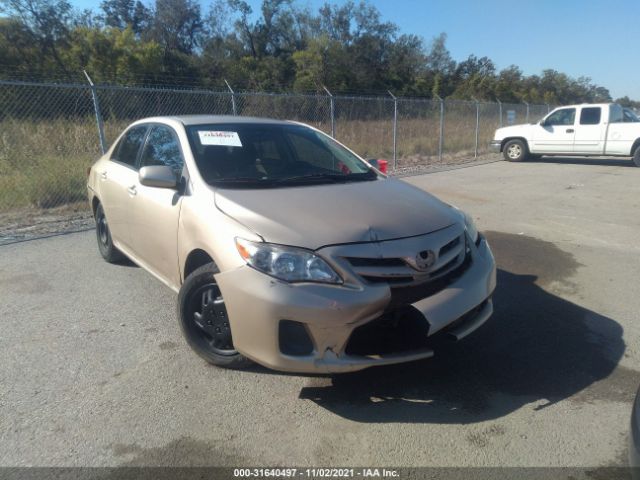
[177,263,253,369]
[503,139,528,162]
[633,148,640,167]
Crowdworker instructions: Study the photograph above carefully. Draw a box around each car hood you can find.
[214,178,457,250]
[494,124,535,139]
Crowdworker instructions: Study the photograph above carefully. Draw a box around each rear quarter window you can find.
[609,104,624,123]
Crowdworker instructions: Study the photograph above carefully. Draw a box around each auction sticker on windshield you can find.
[198,130,243,147]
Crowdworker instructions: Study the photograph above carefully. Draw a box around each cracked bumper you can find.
[215,237,496,374]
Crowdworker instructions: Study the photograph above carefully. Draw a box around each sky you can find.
[71,0,640,99]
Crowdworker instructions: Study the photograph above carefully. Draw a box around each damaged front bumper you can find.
[215,228,496,374]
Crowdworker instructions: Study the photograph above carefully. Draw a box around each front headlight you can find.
[235,238,342,284]
[462,211,479,244]
[451,205,479,244]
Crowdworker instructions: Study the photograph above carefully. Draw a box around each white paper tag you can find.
[198,131,243,147]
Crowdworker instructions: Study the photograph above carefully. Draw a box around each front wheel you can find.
[177,263,252,369]
[503,139,528,162]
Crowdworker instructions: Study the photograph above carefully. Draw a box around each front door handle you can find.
[100,171,107,180]
[127,185,137,196]
[566,128,574,133]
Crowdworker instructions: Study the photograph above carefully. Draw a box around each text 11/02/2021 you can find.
[233,468,400,478]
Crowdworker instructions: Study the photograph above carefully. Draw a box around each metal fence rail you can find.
[0,78,552,240]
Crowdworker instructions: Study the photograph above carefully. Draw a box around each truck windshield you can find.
[186,123,376,187]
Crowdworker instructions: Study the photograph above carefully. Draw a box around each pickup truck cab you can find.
[490,103,640,166]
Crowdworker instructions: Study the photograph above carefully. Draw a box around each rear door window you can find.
[580,107,601,125]
[112,125,148,167]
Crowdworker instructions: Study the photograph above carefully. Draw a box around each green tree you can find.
[451,55,496,99]
[291,35,351,91]
[0,0,74,70]
[151,0,204,54]
[424,33,456,97]
[99,0,150,35]
[615,96,640,109]
[63,26,163,82]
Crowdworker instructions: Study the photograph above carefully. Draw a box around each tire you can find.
[177,263,252,369]
[633,147,640,167]
[503,139,528,162]
[95,202,124,263]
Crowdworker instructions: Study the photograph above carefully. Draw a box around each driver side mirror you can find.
[139,165,178,189]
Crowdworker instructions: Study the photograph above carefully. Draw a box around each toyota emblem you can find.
[415,250,436,270]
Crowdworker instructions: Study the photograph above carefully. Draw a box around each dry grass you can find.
[335,114,500,167]
[0,118,135,211]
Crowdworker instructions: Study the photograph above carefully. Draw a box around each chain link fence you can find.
[0,79,552,242]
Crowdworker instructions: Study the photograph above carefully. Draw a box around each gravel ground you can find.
[1,157,639,474]
[0,203,93,246]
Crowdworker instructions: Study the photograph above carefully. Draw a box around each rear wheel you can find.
[503,139,528,162]
[95,203,124,263]
[178,263,252,369]
[633,147,640,167]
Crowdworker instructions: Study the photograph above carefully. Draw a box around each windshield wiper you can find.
[212,176,273,185]
[274,170,377,184]
[212,170,377,187]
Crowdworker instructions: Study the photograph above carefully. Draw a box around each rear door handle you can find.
[100,171,107,180]
[566,128,574,133]
[127,185,137,196]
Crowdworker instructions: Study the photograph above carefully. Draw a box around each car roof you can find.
[558,103,613,109]
[152,115,295,126]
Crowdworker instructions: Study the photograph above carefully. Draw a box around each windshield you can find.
[186,123,376,187]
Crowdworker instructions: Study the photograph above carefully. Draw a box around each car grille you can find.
[344,233,467,287]
[388,252,471,307]
[342,232,471,305]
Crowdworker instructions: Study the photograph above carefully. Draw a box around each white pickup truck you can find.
[490,103,640,166]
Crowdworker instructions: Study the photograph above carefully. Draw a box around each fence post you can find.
[388,90,398,169]
[225,79,237,116]
[472,97,480,160]
[83,70,107,155]
[435,94,444,162]
[496,98,503,127]
[546,103,551,113]
[323,86,335,138]
[524,101,530,123]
